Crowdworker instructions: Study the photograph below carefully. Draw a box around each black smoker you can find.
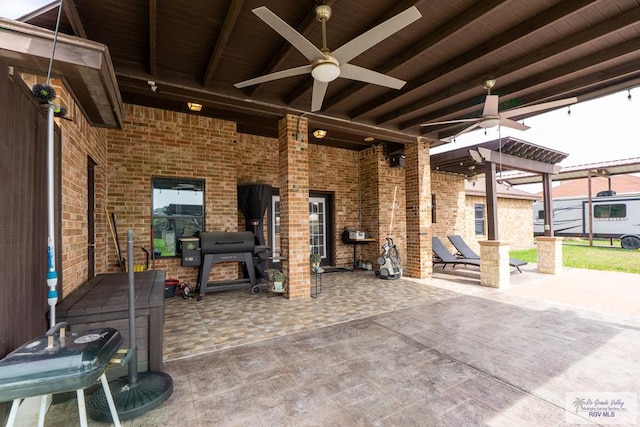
[237,183,272,278]
[197,231,259,300]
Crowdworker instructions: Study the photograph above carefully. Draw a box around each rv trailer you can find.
[533,191,640,249]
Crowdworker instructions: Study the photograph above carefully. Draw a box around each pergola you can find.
[431,137,568,239]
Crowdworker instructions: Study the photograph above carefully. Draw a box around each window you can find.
[152,177,204,257]
[474,203,485,235]
[594,203,626,219]
[537,209,545,220]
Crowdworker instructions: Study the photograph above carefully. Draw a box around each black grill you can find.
[196,231,261,300]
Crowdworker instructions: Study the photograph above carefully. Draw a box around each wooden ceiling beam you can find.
[393,6,640,129]
[62,0,86,38]
[203,0,244,87]
[322,0,508,111]
[354,0,598,120]
[149,0,157,76]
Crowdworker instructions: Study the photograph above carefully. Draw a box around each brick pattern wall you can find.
[404,142,431,278]
[308,144,360,266]
[358,146,381,264]
[22,74,109,297]
[106,104,238,284]
[431,172,467,253]
[278,115,310,299]
[465,195,534,250]
[357,145,408,267]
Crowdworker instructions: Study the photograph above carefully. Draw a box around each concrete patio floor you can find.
[42,265,640,426]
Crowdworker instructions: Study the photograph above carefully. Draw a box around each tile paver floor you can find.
[42,266,640,426]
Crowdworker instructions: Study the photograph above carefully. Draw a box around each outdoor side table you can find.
[311,270,323,298]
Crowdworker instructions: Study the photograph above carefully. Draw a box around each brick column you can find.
[404,140,431,279]
[479,240,510,288]
[278,114,310,299]
[536,236,563,274]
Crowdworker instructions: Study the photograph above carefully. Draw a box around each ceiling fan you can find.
[234,4,421,112]
[422,79,578,141]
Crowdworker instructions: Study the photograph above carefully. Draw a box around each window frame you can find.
[474,203,485,236]
[151,176,205,258]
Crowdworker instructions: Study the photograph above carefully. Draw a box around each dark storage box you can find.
[55,271,165,377]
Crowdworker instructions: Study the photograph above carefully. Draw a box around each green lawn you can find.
[510,239,640,274]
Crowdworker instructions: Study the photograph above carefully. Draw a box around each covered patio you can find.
[3,1,640,425]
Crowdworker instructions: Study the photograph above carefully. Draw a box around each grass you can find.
[510,239,640,274]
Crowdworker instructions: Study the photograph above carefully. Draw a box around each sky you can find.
[3,1,639,181]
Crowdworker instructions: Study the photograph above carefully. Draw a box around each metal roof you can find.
[502,157,640,185]
[431,137,568,177]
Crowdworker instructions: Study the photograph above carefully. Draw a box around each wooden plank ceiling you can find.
[19,0,640,151]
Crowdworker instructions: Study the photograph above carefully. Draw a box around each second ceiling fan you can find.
[234,4,422,112]
[422,79,578,141]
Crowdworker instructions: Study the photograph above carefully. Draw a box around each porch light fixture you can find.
[312,128,327,139]
[364,136,375,142]
[187,102,202,112]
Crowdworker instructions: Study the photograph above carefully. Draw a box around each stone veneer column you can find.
[479,241,510,288]
[404,141,431,279]
[278,114,310,299]
[536,236,563,274]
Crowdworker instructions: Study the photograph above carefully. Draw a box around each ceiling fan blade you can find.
[482,95,499,116]
[339,63,405,89]
[234,65,313,88]
[501,97,578,118]
[421,118,479,127]
[252,7,325,61]
[332,6,421,64]
[311,80,329,112]
[499,118,530,131]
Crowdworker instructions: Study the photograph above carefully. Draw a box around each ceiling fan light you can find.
[312,62,340,83]
[479,117,500,128]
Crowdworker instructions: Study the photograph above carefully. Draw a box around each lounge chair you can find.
[447,235,527,273]
[432,236,481,270]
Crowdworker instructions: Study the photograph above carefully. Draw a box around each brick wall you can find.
[278,115,310,299]
[105,104,238,284]
[465,195,534,250]
[431,172,466,253]
[308,143,360,266]
[357,145,408,272]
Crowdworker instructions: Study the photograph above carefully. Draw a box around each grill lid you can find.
[0,327,123,401]
[200,231,256,255]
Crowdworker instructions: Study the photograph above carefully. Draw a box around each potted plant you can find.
[310,252,322,270]
[271,271,286,292]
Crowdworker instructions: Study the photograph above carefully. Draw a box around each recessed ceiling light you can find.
[312,129,327,139]
[364,136,375,142]
[187,102,202,112]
